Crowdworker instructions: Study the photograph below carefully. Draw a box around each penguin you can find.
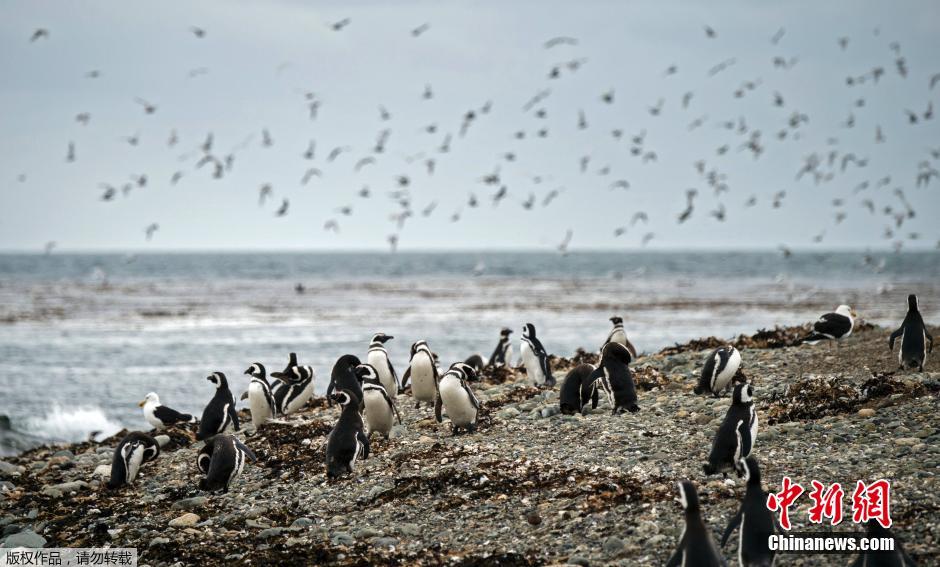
[402,340,439,408]
[694,346,743,397]
[848,520,918,567]
[591,342,639,414]
[197,434,257,493]
[360,364,402,439]
[243,363,277,428]
[106,431,160,489]
[463,354,486,376]
[327,354,365,409]
[558,363,598,415]
[666,480,727,567]
[324,389,370,479]
[367,332,399,396]
[273,364,315,415]
[602,316,637,359]
[487,327,514,368]
[435,362,480,434]
[802,304,855,345]
[521,323,555,387]
[720,456,777,567]
[889,294,933,372]
[196,372,240,441]
[704,383,757,477]
[138,392,195,429]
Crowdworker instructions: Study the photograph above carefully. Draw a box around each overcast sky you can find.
[1,0,938,252]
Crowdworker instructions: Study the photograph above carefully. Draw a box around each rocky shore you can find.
[1,324,937,566]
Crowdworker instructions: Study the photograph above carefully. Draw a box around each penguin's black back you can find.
[559,364,593,414]
[198,385,237,441]
[325,393,367,478]
[107,431,159,489]
[595,343,638,412]
[738,458,776,565]
[706,401,752,474]
[329,355,364,401]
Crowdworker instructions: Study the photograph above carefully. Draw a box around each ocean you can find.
[1,250,937,455]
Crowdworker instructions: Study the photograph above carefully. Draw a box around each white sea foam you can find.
[25,404,123,443]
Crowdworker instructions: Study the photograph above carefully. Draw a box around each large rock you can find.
[168,513,200,528]
[2,529,46,548]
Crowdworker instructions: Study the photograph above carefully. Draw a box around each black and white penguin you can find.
[435,362,480,434]
[138,392,195,430]
[802,304,855,345]
[591,342,639,414]
[367,332,399,396]
[360,364,402,439]
[402,340,439,408]
[694,346,743,397]
[106,431,160,489]
[848,520,918,567]
[197,434,256,493]
[666,480,727,567]
[602,316,637,359]
[463,354,486,376]
[521,323,555,387]
[889,294,933,372]
[704,383,758,477]
[243,363,277,428]
[327,354,364,409]
[720,456,777,567]
[274,364,315,415]
[324,389,370,479]
[197,372,240,441]
[487,327,514,368]
[559,364,599,415]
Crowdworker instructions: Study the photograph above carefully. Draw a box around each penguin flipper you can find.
[434,394,444,423]
[926,329,934,353]
[889,326,903,351]
[234,438,257,462]
[735,419,752,464]
[401,366,411,389]
[356,430,371,459]
[664,548,682,567]
[229,404,240,432]
[720,508,742,547]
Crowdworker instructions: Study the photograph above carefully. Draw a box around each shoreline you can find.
[1,323,938,565]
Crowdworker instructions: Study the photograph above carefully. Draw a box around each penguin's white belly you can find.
[283,381,314,414]
[411,358,437,402]
[363,390,394,434]
[247,383,272,428]
[504,344,514,367]
[521,343,545,385]
[609,329,626,346]
[439,379,477,426]
[368,351,398,396]
[750,409,758,449]
[143,405,163,429]
[126,445,145,484]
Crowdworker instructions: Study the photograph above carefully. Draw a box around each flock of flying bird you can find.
[18,17,940,257]
[101,295,932,566]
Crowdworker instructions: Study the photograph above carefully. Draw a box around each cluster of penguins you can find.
[103,295,932,566]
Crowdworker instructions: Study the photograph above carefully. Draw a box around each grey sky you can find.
[1,0,938,252]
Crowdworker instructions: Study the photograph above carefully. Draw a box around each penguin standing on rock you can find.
[559,364,598,415]
[435,363,480,434]
[720,456,777,566]
[666,480,726,567]
[107,431,160,489]
[602,316,637,359]
[704,383,757,477]
[197,434,256,493]
[694,346,742,397]
[463,354,486,376]
[324,389,370,479]
[197,372,239,441]
[802,304,855,346]
[243,363,277,428]
[592,342,639,414]
[521,323,555,387]
[367,333,399,396]
[139,392,195,430]
[327,355,365,409]
[402,341,439,409]
[889,294,933,372]
[488,328,513,368]
[360,364,402,439]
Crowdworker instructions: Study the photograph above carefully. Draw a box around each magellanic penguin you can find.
[435,362,481,435]
[848,520,918,567]
[273,364,315,415]
[197,372,240,441]
[889,294,933,372]
[521,323,555,387]
[666,481,727,567]
[487,327,514,368]
[324,389,370,479]
[463,354,486,377]
[360,364,402,439]
[197,434,257,493]
[243,363,277,428]
[704,383,758,477]
[367,332,400,396]
[721,456,777,567]
[559,363,598,415]
[802,304,856,346]
[402,340,439,409]
[139,392,195,430]
[694,346,743,397]
[602,316,637,359]
[327,354,365,409]
[107,431,160,489]
[591,342,639,414]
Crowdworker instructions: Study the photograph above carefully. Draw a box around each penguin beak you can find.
[137,400,146,407]
[243,368,252,375]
